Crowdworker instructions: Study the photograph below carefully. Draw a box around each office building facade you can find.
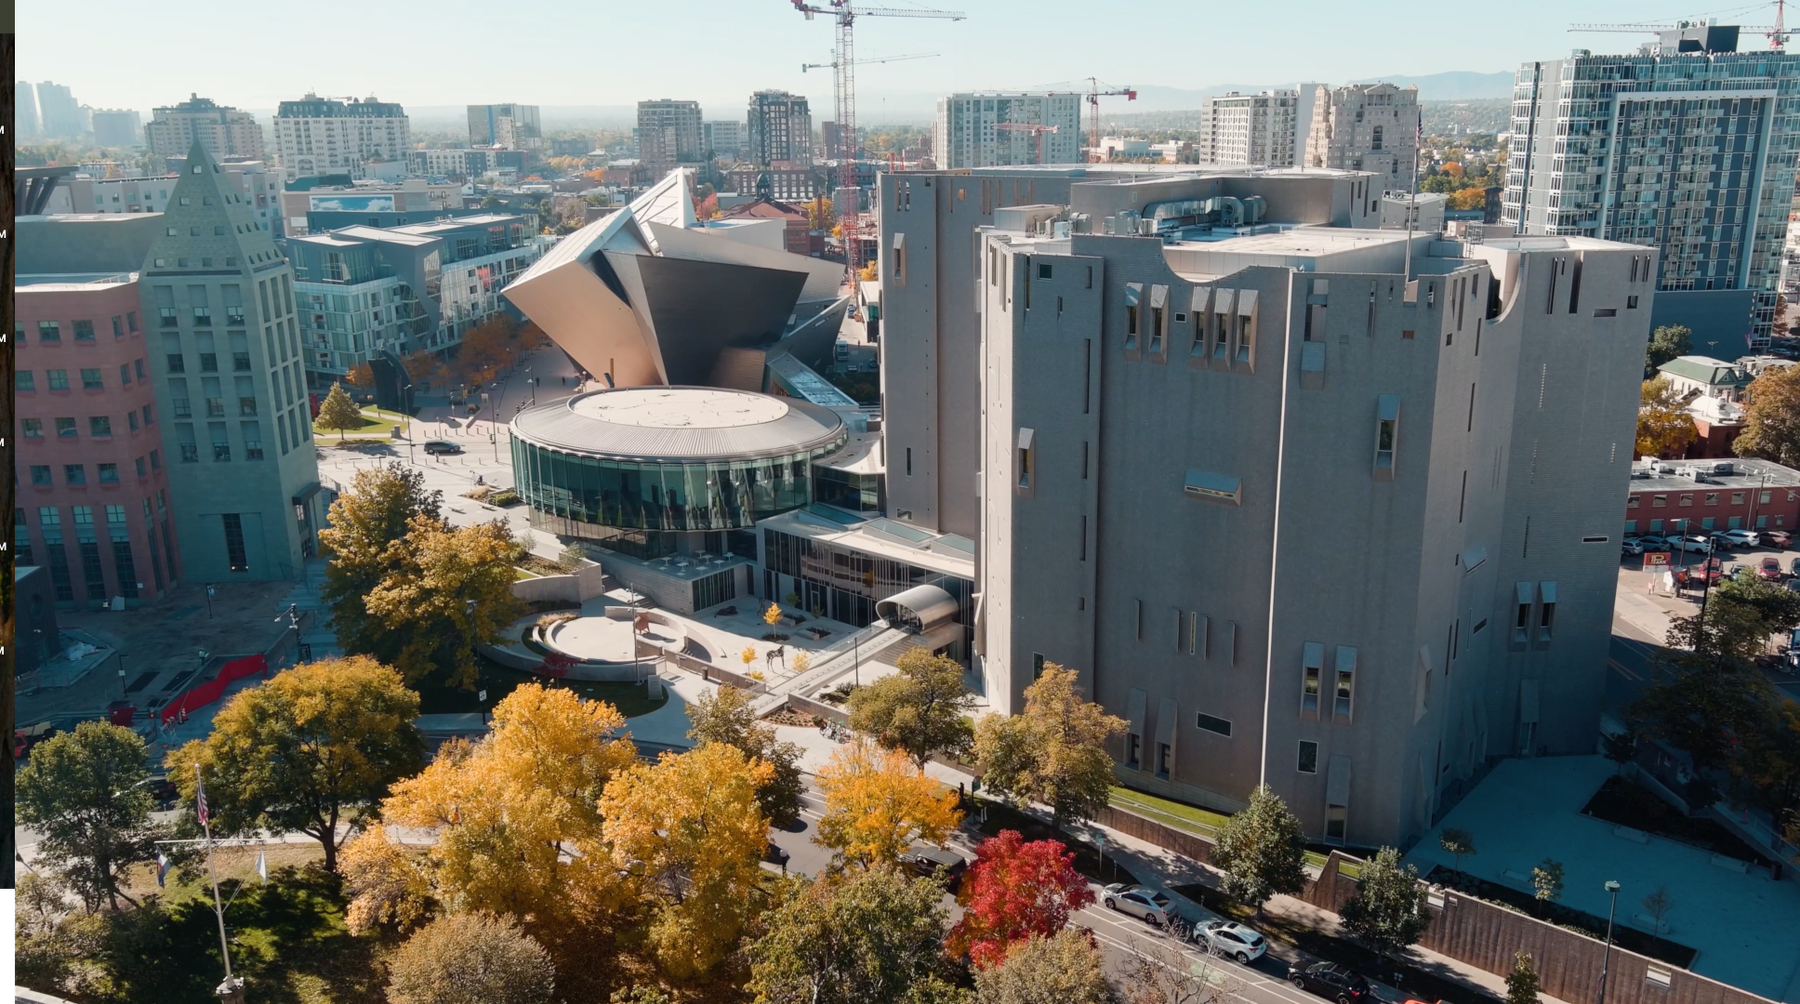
[636,100,704,176]
[934,93,1084,169]
[18,80,41,139]
[1502,24,1800,346]
[706,120,747,160]
[37,81,87,139]
[961,183,1651,847]
[748,90,814,167]
[468,103,541,150]
[1200,88,1318,169]
[91,109,143,149]
[1303,82,1420,194]
[141,144,326,582]
[16,273,182,607]
[145,95,266,161]
[273,94,412,182]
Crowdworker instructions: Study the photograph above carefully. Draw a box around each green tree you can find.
[386,913,556,1004]
[848,647,976,767]
[165,656,424,873]
[1438,828,1477,879]
[1735,362,1800,467]
[747,866,967,1004]
[1530,859,1564,907]
[363,514,527,687]
[1505,950,1541,1004]
[686,685,805,827]
[1338,847,1431,958]
[1641,886,1675,934]
[974,930,1118,1004]
[1602,729,1638,775]
[1645,324,1692,375]
[319,461,444,660]
[1209,784,1308,918]
[1637,377,1698,459]
[556,541,587,573]
[973,663,1125,830]
[15,722,160,910]
[318,382,365,443]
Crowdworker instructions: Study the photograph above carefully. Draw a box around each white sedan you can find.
[1102,883,1179,928]
[1195,919,1268,963]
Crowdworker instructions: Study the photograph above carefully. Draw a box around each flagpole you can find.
[196,764,235,982]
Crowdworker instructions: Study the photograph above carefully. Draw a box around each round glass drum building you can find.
[510,387,848,551]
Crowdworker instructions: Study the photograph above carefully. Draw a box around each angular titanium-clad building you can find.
[502,169,848,391]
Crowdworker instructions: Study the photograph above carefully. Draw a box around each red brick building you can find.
[1623,457,1800,538]
[16,272,182,606]
[717,196,814,257]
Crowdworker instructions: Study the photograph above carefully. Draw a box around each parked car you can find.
[1289,962,1373,1004]
[423,440,463,455]
[1102,883,1179,928]
[1675,535,1714,553]
[1194,920,1268,963]
[1761,556,1785,581]
[1759,530,1792,548]
[1719,529,1759,548]
[1637,536,1672,553]
[1621,538,1646,556]
[1789,556,1800,577]
[899,846,968,887]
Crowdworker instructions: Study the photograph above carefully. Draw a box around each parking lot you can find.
[1616,529,1800,648]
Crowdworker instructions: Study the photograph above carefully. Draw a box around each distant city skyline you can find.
[24,0,1680,124]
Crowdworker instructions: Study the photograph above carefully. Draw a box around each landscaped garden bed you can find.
[1421,865,1697,968]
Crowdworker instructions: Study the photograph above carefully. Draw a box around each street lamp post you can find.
[205,583,216,619]
[1596,880,1622,1004]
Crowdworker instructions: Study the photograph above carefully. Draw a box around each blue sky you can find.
[19,0,1787,119]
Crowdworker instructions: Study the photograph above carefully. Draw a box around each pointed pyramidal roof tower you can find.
[142,140,287,272]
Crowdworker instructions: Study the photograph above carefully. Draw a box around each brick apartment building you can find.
[1623,457,1800,538]
[16,272,182,606]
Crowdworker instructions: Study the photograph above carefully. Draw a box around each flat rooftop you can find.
[510,387,847,462]
[758,507,975,581]
[17,271,138,289]
[1626,457,1800,493]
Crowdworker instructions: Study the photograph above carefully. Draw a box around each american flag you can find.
[195,769,210,828]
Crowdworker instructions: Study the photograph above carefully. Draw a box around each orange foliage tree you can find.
[946,829,1093,967]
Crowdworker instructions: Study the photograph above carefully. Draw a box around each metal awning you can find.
[876,583,960,636]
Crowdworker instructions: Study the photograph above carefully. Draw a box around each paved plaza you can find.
[1403,756,1800,1002]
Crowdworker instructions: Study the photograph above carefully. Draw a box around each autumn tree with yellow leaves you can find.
[601,743,774,981]
[814,740,961,869]
[361,514,525,687]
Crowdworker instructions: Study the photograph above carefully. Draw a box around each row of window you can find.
[1626,514,1783,533]
[1124,282,1260,370]
[16,496,171,602]
[20,411,154,438]
[16,314,139,344]
[25,452,160,485]
[172,421,272,463]
[17,359,148,392]
[1629,489,1783,507]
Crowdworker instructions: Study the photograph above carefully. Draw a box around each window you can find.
[1196,713,1232,737]
[1680,494,1693,507]
[1126,734,1142,770]
[47,369,70,390]
[200,353,218,372]
[81,368,104,390]
[243,422,264,460]
[89,417,112,437]
[891,233,906,282]
[1032,653,1046,678]
[1538,581,1557,641]
[73,320,95,342]
[98,464,119,484]
[136,457,147,477]
[30,465,53,485]
[1704,493,1719,506]
[112,316,125,338]
[120,364,132,386]
[223,513,249,571]
[1732,492,1746,505]
[1235,290,1258,364]
[1016,428,1035,491]
[143,404,154,427]
[64,464,87,485]
[38,321,61,342]
[1762,490,1774,504]
[1124,282,1142,352]
[150,450,161,470]
[240,397,258,416]
[16,371,35,391]
[233,353,251,372]
[1302,642,1324,714]
[1652,494,1667,508]
[55,418,77,438]
[1333,646,1356,719]
[1297,741,1319,774]
[136,359,146,380]
[167,353,186,373]
[156,286,178,327]
[1325,804,1347,841]
[1628,496,1640,508]
[1374,395,1400,476]
[22,418,43,438]
[1514,581,1533,643]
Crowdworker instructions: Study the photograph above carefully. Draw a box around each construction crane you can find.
[1083,78,1137,163]
[801,51,938,72]
[1570,2,1790,49]
[791,0,965,273]
[994,122,1061,165]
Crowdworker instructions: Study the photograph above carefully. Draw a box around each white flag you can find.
[256,849,268,884]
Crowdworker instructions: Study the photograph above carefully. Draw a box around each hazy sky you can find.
[19,0,1777,118]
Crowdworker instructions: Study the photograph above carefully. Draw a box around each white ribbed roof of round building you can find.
[510,387,846,461]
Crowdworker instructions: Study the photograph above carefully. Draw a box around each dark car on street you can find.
[1290,962,1372,1004]
[899,846,968,887]
[423,440,463,455]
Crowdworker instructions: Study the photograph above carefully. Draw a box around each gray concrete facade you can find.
[141,143,324,584]
[970,188,1651,847]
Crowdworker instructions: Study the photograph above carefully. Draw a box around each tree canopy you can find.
[165,656,423,872]
[686,685,805,827]
[1735,362,1800,468]
[947,830,1094,967]
[973,930,1117,1004]
[847,647,975,767]
[1209,784,1308,917]
[361,514,526,686]
[15,722,160,911]
[1645,324,1692,375]
[319,462,444,660]
[386,913,556,1004]
[973,663,1125,829]
[1339,846,1431,956]
[815,740,962,869]
[1637,377,1698,459]
[317,382,364,443]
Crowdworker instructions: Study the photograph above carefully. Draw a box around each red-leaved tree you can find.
[946,829,1094,967]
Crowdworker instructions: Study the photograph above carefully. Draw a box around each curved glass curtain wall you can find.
[511,433,847,532]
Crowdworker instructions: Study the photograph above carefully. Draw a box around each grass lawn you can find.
[412,656,669,719]
[1108,785,1356,875]
[314,407,408,441]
